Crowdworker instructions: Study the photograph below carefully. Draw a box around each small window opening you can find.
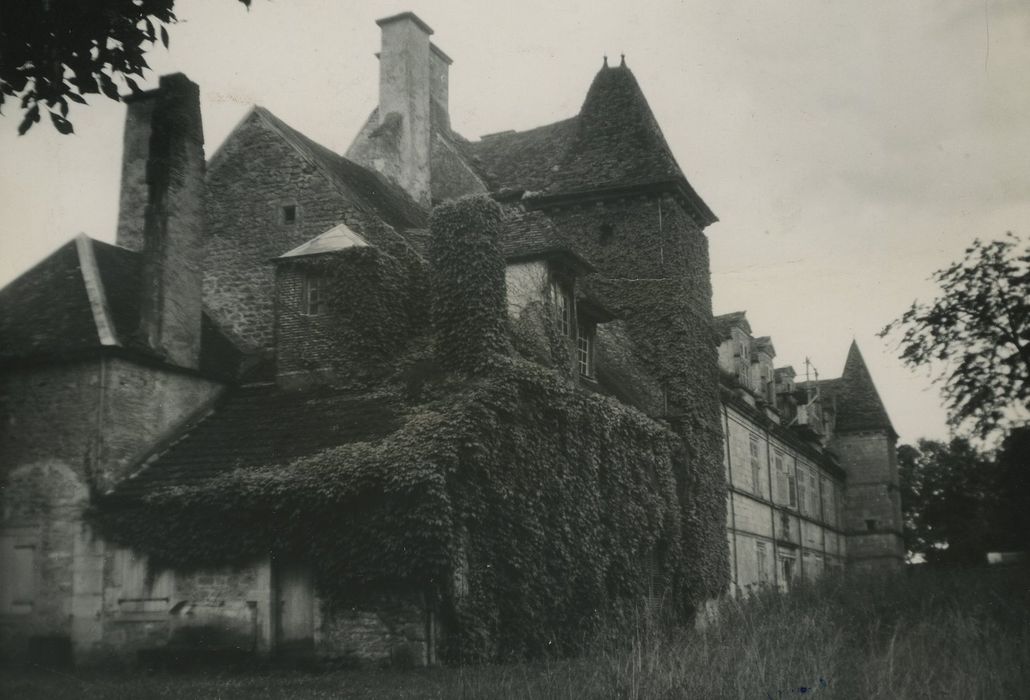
[577,324,595,379]
[599,222,614,245]
[281,204,297,224]
[301,274,324,316]
[865,519,878,532]
[550,281,573,338]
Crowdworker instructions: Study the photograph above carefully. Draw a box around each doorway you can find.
[275,559,313,654]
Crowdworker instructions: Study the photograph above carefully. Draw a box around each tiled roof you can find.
[462,118,579,194]
[459,64,716,224]
[0,236,241,377]
[713,311,750,339]
[253,107,428,229]
[499,208,594,271]
[832,341,896,435]
[0,238,98,361]
[113,385,400,498]
[799,343,895,437]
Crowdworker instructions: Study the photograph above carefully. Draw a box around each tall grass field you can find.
[2,566,1027,699]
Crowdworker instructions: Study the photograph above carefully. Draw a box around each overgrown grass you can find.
[3,567,1027,699]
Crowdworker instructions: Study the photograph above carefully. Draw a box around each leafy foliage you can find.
[881,234,1030,439]
[0,0,251,135]
[92,357,684,660]
[897,437,1025,564]
[429,195,509,374]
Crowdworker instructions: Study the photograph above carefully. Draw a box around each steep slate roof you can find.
[801,342,896,438]
[246,107,428,230]
[459,63,716,224]
[0,236,241,376]
[499,208,595,272]
[0,238,98,360]
[462,118,579,194]
[832,341,896,436]
[113,385,400,498]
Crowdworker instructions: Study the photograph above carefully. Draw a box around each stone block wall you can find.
[205,111,410,352]
[317,592,430,666]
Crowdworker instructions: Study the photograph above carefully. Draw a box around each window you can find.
[780,555,795,591]
[550,281,573,338]
[809,472,819,517]
[281,204,297,224]
[775,452,797,508]
[737,341,752,389]
[577,324,595,379]
[787,463,797,509]
[301,274,324,316]
[756,541,769,585]
[866,519,878,532]
[749,436,762,496]
[0,532,36,615]
[798,470,808,515]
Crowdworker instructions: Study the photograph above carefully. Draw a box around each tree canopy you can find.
[899,432,1030,564]
[0,0,250,135]
[881,233,1029,440]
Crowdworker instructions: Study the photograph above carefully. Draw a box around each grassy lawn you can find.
[3,567,1027,699]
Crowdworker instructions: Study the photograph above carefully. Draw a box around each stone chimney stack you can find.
[115,73,206,369]
[430,42,452,130]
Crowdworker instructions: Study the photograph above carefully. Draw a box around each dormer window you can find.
[577,323,595,379]
[301,273,324,316]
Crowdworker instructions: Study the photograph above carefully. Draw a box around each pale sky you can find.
[3,0,1029,445]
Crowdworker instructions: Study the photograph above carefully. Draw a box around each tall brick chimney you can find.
[115,73,205,369]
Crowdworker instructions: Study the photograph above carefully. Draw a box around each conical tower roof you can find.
[546,61,686,195]
[832,341,896,436]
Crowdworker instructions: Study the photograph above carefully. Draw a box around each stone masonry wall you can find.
[205,112,408,353]
[832,431,904,567]
[98,357,223,492]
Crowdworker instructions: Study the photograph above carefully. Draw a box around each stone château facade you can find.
[0,12,900,666]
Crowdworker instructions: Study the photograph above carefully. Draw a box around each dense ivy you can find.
[93,193,726,659]
[93,357,680,660]
[429,195,508,373]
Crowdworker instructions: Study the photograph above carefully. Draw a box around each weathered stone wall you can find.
[832,430,904,567]
[205,112,403,352]
[97,357,223,492]
[722,404,846,595]
[0,358,223,663]
[316,592,430,666]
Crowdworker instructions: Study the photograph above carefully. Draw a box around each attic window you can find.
[281,204,297,225]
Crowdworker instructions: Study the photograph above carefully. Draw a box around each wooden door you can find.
[276,560,313,652]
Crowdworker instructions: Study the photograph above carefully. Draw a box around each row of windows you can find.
[745,433,840,526]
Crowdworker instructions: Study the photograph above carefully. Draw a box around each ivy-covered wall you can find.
[93,193,717,661]
[275,247,425,388]
[543,192,728,607]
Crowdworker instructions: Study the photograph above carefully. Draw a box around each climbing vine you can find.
[92,193,728,660]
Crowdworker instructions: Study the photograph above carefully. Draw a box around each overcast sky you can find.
[2,0,1028,445]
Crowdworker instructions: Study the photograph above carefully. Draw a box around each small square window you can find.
[865,519,878,532]
[281,204,297,224]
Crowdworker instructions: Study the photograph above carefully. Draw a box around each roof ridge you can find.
[74,234,119,347]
